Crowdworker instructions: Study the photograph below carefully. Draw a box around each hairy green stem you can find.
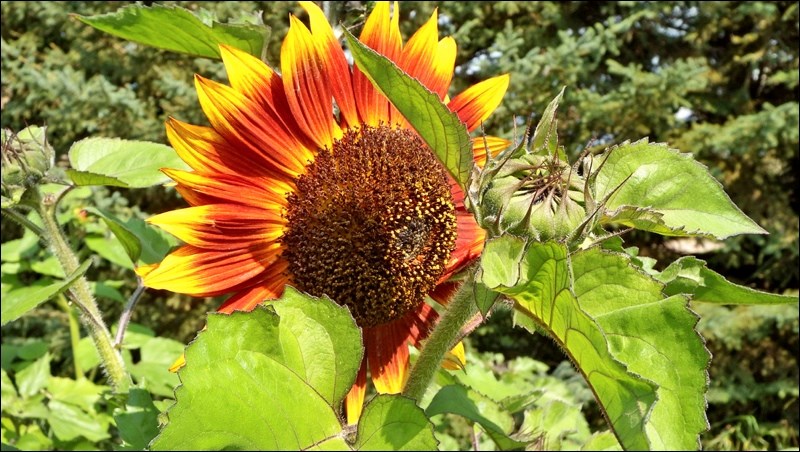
[403,270,478,402]
[56,295,83,379]
[34,187,130,390]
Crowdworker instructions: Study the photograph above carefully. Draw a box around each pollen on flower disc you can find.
[282,125,457,327]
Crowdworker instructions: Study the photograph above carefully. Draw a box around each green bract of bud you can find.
[477,152,587,241]
[1,126,55,205]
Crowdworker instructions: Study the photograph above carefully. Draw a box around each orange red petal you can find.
[142,244,281,297]
[282,15,342,149]
[399,9,452,100]
[472,136,513,167]
[345,360,368,425]
[353,1,402,126]
[364,321,409,394]
[147,204,285,251]
[163,169,291,210]
[217,261,291,313]
[195,75,313,177]
[299,1,360,128]
[448,74,510,131]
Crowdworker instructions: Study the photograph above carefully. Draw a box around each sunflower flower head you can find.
[138,1,509,424]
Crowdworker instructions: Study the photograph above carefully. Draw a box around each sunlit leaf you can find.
[46,400,111,443]
[1,259,91,325]
[426,384,525,450]
[343,29,473,188]
[593,139,766,239]
[354,395,438,451]
[655,256,798,305]
[84,208,142,264]
[517,399,593,450]
[114,387,160,451]
[572,247,710,450]
[473,282,500,317]
[86,235,133,270]
[46,377,108,411]
[15,354,51,399]
[151,288,363,450]
[75,4,267,59]
[67,138,190,188]
[479,236,656,450]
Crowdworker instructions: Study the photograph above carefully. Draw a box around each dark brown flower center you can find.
[282,125,457,327]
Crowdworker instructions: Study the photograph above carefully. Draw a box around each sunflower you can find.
[137,1,509,423]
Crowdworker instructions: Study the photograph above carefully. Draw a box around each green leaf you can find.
[655,256,798,305]
[426,384,525,450]
[29,256,65,278]
[0,232,39,263]
[84,208,141,264]
[46,377,107,411]
[517,399,593,451]
[477,234,527,290]
[473,283,501,317]
[271,288,364,406]
[67,138,190,188]
[92,281,126,303]
[64,170,128,187]
[1,259,91,325]
[75,4,267,59]
[478,236,656,451]
[46,399,111,443]
[593,139,766,239]
[151,287,363,450]
[114,387,160,451]
[581,431,622,451]
[571,247,710,450]
[86,235,133,269]
[15,354,51,399]
[74,338,101,373]
[1,369,17,409]
[354,395,438,451]
[342,28,473,188]
[126,337,183,398]
[121,217,179,265]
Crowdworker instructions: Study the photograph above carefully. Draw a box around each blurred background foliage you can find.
[1,1,798,450]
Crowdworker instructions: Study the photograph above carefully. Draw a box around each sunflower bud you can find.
[2,126,54,206]
[477,150,586,241]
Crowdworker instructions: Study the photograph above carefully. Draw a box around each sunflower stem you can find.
[32,186,130,391]
[403,268,478,402]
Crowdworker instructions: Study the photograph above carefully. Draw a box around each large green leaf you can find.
[571,247,710,450]
[67,138,190,188]
[593,139,766,239]
[479,236,656,451]
[75,4,267,59]
[655,256,798,305]
[0,259,91,325]
[151,287,364,450]
[342,29,473,188]
[354,395,438,451]
[426,384,526,450]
